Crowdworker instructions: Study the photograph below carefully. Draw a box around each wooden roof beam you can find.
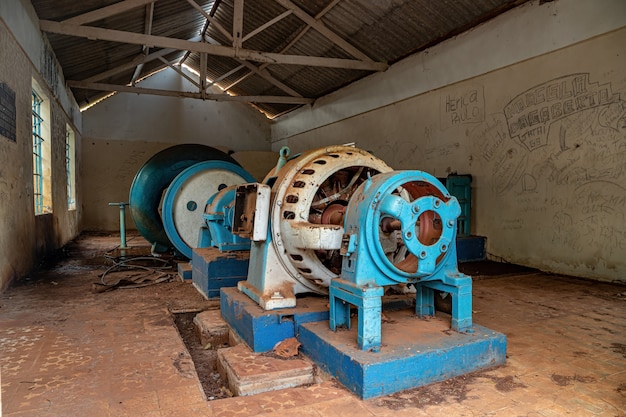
[40,20,388,71]
[204,64,245,90]
[157,57,200,88]
[66,80,314,104]
[236,60,302,97]
[79,35,202,83]
[233,0,243,49]
[201,33,303,97]
[184,0,233,42]
[274,0,373,62]
[225,0,340,91]
[62,0,157,26]
[242,10,292,43]
[130,2,155,85]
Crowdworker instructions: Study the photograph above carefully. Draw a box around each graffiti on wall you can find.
[440,85,485,130]
[472,73,626,265]
[504,74,620,151]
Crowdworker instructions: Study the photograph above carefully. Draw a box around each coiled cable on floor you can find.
[94,252,176,291]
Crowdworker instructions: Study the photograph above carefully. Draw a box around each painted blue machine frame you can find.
[161,160,254,259]
[329,170,473,351]
[200,186,253,252]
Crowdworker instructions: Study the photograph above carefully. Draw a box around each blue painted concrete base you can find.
[457,235,487,262]
[177,261,192,280]
[192,248,249,299]
[220,287,416,353]
[298,310,507,399]
[220,287,330,352]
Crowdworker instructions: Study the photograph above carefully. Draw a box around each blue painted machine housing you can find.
[202,185,252,252]
[129,144,240,253]
[341,170,461,284]
[161,160,255,259]
[330,170,473,351]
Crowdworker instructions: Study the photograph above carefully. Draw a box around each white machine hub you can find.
[238,146,392,307]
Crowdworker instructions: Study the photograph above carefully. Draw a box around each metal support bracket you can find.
[329,278,385,351]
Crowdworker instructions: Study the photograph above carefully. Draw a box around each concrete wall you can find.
[271,0,626,283]
[0,0,82,291]
[81,69,275,231]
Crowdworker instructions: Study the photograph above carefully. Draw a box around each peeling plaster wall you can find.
[0,0,82,291]
[271,0,626,283]
[81,69,273,231]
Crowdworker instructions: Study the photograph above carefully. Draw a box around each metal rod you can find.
[109,202,130,249]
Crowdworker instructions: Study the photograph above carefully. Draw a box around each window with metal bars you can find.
[32,90,44,214]
[32,80,52,215]
[66,126,76,210]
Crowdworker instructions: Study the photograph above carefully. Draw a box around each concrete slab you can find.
[298,309,507,399]
[193,309,229,347]
[217,343,315,396]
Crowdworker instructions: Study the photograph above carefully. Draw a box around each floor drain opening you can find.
[173,311,233,400]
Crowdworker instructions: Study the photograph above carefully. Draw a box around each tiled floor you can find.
[1,233,625,416]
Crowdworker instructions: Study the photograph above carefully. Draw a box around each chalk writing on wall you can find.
[470,113,529,194]
[551,182,626,258]
[440,85,485,130]
[425,142,460,158]
[374,139,419,168]
[504,73,619,151]
[472,71,626,270]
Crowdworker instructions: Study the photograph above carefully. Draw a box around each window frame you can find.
[65,125,76,210]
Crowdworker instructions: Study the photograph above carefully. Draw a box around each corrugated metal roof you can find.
[31,0,527,118]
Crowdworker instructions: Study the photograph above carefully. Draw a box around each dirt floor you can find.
[2,232,625,417]
[3,231,535,405]
[8,232,231,401]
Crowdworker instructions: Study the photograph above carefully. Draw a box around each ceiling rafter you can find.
[184,0,233,42]
[179,0,222,66]
[242,10,292,43]
[199,30,304,98]
[157,57,200,88]
[224,0,341,91]
[79,36,202,83]
[200,47,208,98]
[274,0,373,62]
[62,0,156,25]
[66,80,315,104]
[130,2,155,85]
[233,0,243,49]
[32,0,528,117]
[236,59,302,97]
[187,1,303,98]
[53,0,381,108]
[205,64,245,90]
[64,0,310,103]
[40,20,388,71]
